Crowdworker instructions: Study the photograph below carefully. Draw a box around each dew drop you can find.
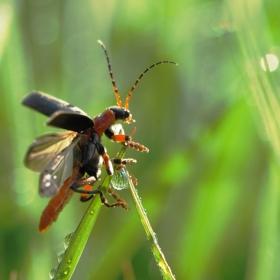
[153,232,158,242]
[49,268,57,279]
[64,232,74,249]
[58,253,64,263]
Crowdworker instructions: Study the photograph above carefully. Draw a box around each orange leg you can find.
[110,134,131,143]
[105,126,149,152]
[80,185,94,202]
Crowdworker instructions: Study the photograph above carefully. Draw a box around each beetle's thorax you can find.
[92,107,132,136]
[92,108,116,136]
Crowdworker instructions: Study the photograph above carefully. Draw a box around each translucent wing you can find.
[38,135,82,197]
[24,131,78,173]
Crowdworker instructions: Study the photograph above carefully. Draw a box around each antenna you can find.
[124,60,178,109]
[97,40,123,107]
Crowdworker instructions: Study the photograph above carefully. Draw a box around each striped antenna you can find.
[124,60,178,110]
[97,40,123,107]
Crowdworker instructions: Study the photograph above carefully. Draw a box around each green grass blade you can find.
[245,158,280,280]
[52,146,127,280]
[127,169,175,280]
[226,1,280,279]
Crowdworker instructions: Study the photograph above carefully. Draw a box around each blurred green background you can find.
[1,0,280,279]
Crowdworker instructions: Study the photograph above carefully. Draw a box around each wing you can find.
[22,92,94,132]
[39,134,82,197]
[22,91,89,117]
[24,131,78,173]
[46,110,94,132]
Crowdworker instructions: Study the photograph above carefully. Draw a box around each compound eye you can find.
[125,109,130,118]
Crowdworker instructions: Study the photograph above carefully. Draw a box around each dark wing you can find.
[46,110,94,132]
[24,131,78,173]
[22,92,94,132]
[38,134,82,197]
[22,91,89,117]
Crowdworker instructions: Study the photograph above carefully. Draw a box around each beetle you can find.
[22,40,177,232]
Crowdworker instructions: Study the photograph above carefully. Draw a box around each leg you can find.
[112,158,138,185]
[70,176,98,202]
[95,142,114,175]
[122,141,149,153]
[112,158,137,166]
[127,172,138,186]
[80,185,94,202]
[97,143,140,176]
[105,125,149,153]
[105,126,131,143]
[108,187,129,210]
[70,176,129,209]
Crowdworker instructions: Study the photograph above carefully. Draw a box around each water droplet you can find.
[64,232,74,249]
[58,253,64,263]
[87,210,94,215]
[152,233,159,244]
[49,268,57,279]
[111,168,129,190]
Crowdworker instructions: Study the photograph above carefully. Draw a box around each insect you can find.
[23,40,177,232]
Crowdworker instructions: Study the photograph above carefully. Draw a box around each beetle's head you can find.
[109,106,135,124]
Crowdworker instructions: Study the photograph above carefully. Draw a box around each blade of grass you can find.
[226,1,280,279]
[52,146,127,280]
[245,158,280,280]
[52,139,175,279]
[126,169,176,280]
